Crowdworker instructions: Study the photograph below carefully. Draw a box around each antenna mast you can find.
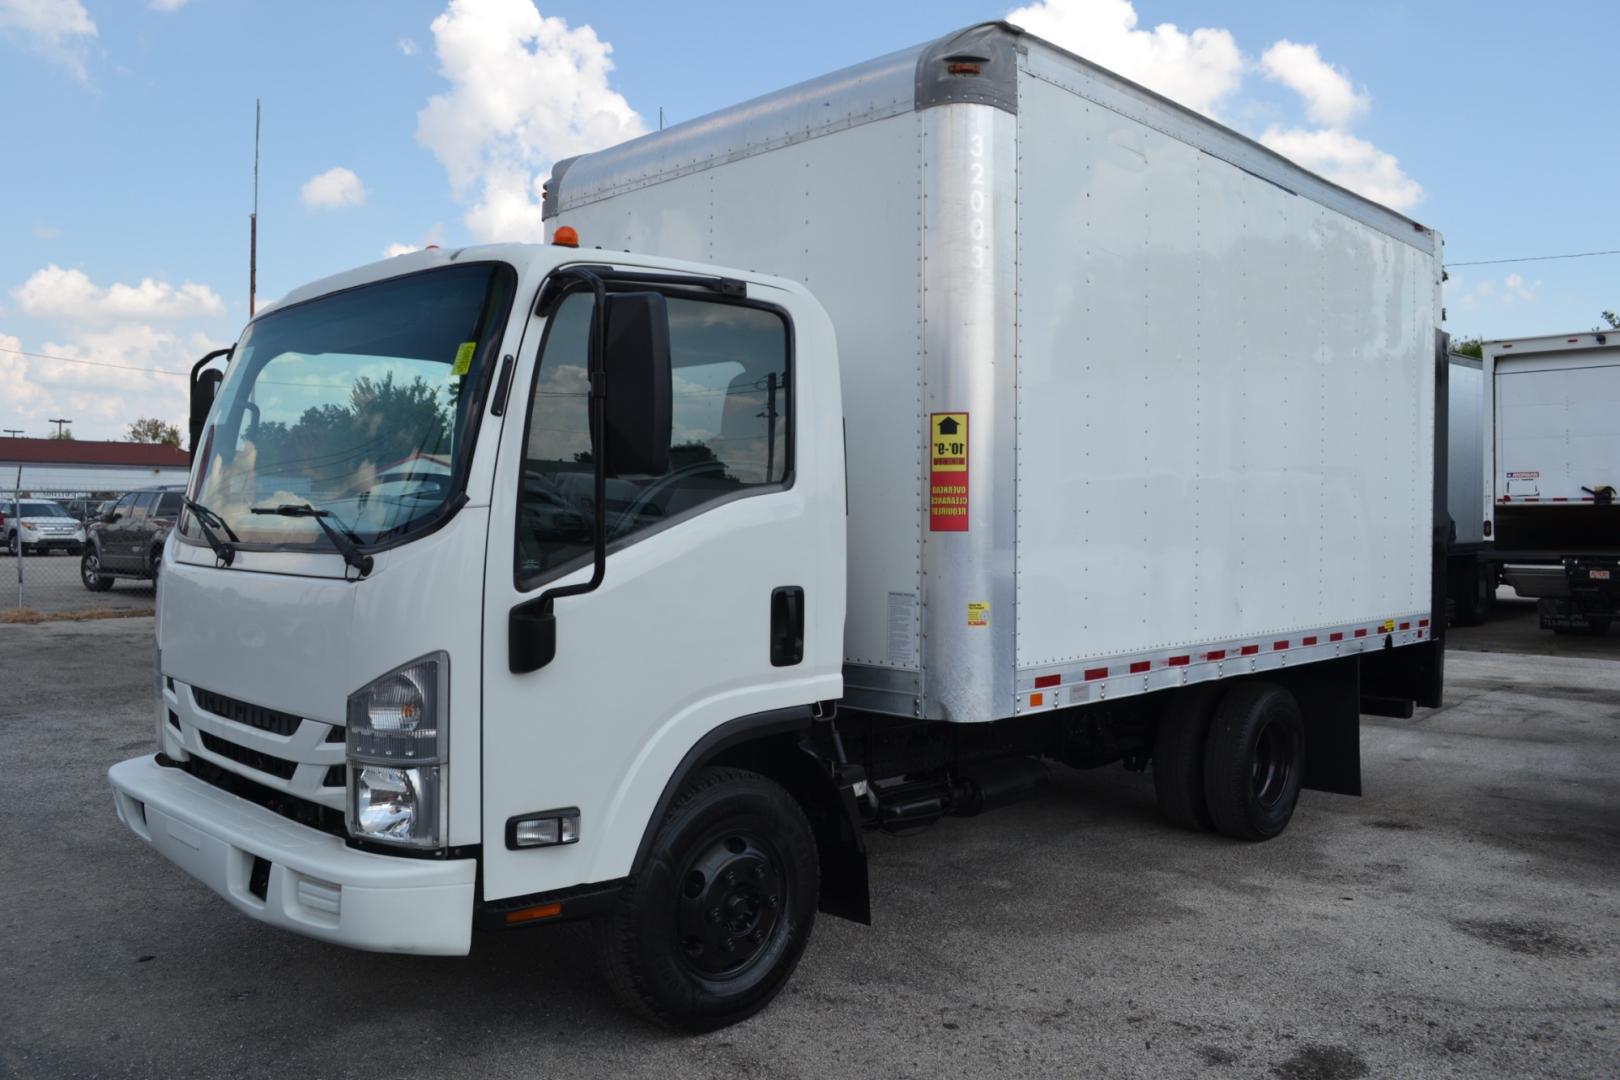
[250,99,260,316]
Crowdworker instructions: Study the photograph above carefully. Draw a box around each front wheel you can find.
[598,766,819,1031]
[81,548,114,591]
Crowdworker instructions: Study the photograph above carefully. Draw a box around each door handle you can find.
[770,587,804,667]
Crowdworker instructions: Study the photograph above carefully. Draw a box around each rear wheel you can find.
[1202,683,1305,841]
[81,548,114,591]
[148,546,163,589]
[1152,686,1219,831]
[598,766,818,1031]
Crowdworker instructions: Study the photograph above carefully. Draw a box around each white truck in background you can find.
[1483,331,1620,634]
[1446,351,1494,624]
[110,22,1446,1031]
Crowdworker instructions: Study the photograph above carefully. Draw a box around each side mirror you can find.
[102,511,117,524]
[596,291,672,477]
[189,368,224,457]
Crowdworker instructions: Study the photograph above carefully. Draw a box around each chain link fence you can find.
[3,487,164,618]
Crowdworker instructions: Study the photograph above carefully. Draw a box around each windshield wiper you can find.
[250,503,374,578]
[181,497,239,566]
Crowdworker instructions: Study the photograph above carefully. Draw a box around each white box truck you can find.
[1447,351,1495,624]
[109,22,1446,1030]
[1483,331,1619,633]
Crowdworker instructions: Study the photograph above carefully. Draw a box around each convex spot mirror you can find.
[594,291,672,477]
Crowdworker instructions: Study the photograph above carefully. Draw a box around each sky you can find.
[1,0,1615,441]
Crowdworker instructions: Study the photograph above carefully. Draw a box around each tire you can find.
[148,547,163,589]
[1152,686,1219,831]
[7,531,19,556]
[598,766,819,1031]
[1202,683,1305,841]
[81,548,114,592]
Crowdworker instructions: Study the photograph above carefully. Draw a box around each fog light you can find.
[506,809,580,849]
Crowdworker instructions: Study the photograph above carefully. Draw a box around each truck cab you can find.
[111,242,848,1027]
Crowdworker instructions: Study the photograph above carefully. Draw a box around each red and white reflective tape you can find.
[1498,496,1597,503]
[1015,613,1431,713]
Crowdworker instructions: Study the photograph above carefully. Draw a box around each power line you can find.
[1446,248,1620,268]
[0,344,188,377]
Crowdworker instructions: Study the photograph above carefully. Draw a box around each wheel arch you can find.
[631,707,871,925]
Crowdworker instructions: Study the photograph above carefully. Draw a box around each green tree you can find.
[1451,336,1484,359]
[47,428,74,440]
[1599,310,1618,330]
[126,417,183,446]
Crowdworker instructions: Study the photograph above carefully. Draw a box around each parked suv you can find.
[3,498,86,556]
[82,486,185,591]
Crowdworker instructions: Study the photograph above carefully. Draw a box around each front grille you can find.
[179,755,347,839]
[192,687,304,737]
[323,764,346,788]
[199,731,297,780]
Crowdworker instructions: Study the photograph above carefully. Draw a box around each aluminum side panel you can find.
[555,113,927,674]
[918,104,1019,721]
[1014,71,1436,668]
[1447,356,1486,545]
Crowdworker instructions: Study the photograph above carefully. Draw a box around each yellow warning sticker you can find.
[451,341,477,376]
[1379,619,1396,633]
[968,601,990,627]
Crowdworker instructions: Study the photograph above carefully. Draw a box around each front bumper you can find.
[109,755,476,955]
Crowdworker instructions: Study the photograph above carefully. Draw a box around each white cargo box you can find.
[549,21,1443,723]
[1483,333,1620,508]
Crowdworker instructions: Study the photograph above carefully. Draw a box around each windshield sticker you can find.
[451,341,477,376]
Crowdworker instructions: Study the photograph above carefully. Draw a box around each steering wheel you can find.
[612,460,729,532]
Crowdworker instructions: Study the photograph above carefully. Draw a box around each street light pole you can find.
[48,418,72,438]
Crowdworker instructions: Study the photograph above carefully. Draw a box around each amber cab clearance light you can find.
[504,903,563,925]
[552,225,579,248]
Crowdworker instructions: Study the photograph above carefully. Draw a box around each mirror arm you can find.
[510,268,609,675]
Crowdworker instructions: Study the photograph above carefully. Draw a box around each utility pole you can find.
[48,418,72,437]
[250,99,260,317]
[2,429,22,437]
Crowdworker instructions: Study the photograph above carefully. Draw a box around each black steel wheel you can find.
[598,766,818,1031]
[1202,683,1305,841]
[1152,685,1219,831]
[81,548,114,592]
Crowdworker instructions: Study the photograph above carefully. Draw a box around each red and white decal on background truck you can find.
[929,412,968,532]
[1015,614,1432,712]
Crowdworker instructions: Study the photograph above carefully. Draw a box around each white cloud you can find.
[384,242,420,257]
[1006,0,1243,117]
[1006,1,1422,212]
[1258,126,1423,210]
[0,0,97,82]
[1259,40,1368,127]
[148,0,191,11]
[0,325,227,441]
[300,166,367,209]
[417,0,647,242]
[14,265,225,322]
[1448,272,1542,313]
[32,223,60,240]
[398,36,418,56]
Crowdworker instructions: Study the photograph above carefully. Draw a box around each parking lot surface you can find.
[1,617,1616,1079]
[1,551,155,616]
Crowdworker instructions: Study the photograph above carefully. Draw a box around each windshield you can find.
[22,502,71,518]
[186,263,515,549]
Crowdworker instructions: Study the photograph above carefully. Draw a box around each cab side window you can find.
[515,291,791,585]
[131,492,157,520]
[111,493,136,519]
[156,493,183,519]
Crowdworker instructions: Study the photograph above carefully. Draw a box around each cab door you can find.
[99,493,138,569]
[478,278,841,903]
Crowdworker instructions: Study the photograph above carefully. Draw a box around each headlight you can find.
[345,653,448,849]
[20,519,36,530]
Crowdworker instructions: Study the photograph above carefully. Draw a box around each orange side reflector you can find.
[1029,692,1044,707]
[552,225,579,248]
[504,902,563,925]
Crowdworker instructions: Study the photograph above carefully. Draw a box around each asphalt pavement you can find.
[0,615,1615,1079]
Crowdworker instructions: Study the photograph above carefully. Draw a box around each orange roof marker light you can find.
[552,225,579,248]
